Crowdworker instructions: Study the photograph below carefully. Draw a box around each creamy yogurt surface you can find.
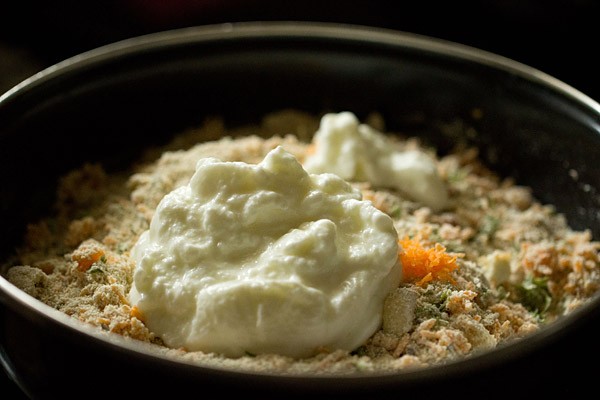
[129,145,400,358]
[303,112,449,211]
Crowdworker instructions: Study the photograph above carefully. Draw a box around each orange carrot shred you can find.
[130,305,145,322]
[72,248,104,272]
[398,235,463,286]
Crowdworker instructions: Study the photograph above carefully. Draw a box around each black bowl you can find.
[1,22,600,399]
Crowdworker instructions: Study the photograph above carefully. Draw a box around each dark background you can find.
[1,1,598,398]
[2,0,599,102]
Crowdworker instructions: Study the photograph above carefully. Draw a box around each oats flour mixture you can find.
[5,109,600,374]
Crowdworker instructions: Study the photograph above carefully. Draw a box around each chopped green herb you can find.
[448,168,468,183]
[414,303,442,320]
[88,266,104,274]
[516,275,552,318]
[388,204,402,219]
[480,215,499,237]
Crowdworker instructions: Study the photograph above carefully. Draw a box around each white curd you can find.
[303,112,448,211]
[129,146,400,358]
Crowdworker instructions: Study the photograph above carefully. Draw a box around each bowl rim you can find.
[1,20,600,384]
[2,21,600,115]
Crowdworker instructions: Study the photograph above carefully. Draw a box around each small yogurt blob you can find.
[303,112,449,211]
[129,146,400,358]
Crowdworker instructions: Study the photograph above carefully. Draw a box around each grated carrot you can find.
[72,248,105,272]
[399,235,463,286]
[130,305,145,322]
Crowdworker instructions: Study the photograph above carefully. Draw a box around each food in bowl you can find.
[4,108,600,374]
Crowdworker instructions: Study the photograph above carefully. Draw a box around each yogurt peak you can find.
[129,146,400,358]
[303,112,449,211]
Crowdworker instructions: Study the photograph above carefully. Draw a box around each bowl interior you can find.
[1,22,600,397]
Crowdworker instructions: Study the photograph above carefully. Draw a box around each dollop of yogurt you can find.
[303,112,448,211]
[129,146,400,358]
